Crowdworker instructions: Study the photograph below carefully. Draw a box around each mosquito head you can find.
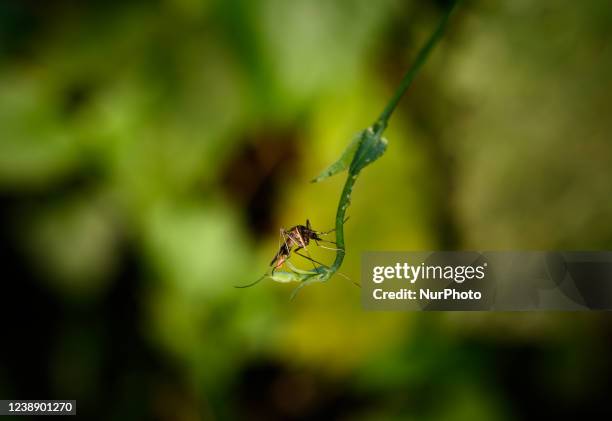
[310,232,323,241]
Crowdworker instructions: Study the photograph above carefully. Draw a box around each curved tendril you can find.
[335,271,360,288]
[234,273,267,289]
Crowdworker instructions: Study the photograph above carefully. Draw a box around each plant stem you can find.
[327,1,458,278]
[372,0,458,136]
[329,170,357,273]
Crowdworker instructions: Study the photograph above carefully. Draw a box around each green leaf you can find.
[310,131,363,183]
[349,128,388,175]
[311,129,387,182]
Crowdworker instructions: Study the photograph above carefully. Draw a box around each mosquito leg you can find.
[293,245,314,270]
[278,228,285,252]
[271,228,292,274]
[317,244,343,252]
[318,216,350,235]
[317,239,342,248]
[297,244,317,271]
[280,228,291,253]
[335,271,360,288]
[277,228,294,272]
[294,248,327,268]
[312,237,343,251]
[270,238,285,268]
[293,229,318,271]
[281,228,294,251]
[235,273,267,288]
[270,228,284,272]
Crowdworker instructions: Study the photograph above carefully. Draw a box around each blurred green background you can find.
[1,0,612,419]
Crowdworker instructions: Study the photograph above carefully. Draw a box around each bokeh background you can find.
[1,0,612,419]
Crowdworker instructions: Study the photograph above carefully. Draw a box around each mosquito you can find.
[234,217,351,290]
[270,219,342,274]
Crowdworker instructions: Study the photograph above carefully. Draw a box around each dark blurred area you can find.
[1,0,612,419]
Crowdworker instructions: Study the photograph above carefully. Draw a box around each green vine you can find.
[322,0,459,280]
[253,1,458,297]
